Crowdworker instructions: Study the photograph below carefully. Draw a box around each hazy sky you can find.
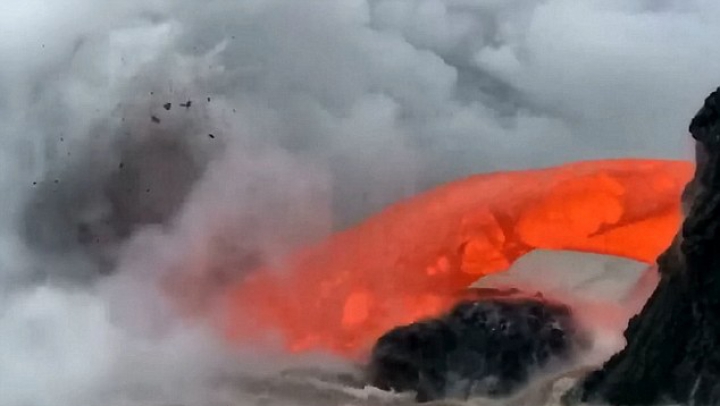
[1,1,719,405]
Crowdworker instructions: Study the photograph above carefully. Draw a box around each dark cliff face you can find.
[569,87,720,406]
[368,294,587,402]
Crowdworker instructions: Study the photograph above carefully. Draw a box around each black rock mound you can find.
[368,293,587,402]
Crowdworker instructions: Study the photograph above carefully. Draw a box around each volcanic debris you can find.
[368,294,587,402]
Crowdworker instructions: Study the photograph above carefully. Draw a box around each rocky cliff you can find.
[569,87,720,405]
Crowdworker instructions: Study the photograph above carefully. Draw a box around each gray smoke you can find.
[0,1,719,405]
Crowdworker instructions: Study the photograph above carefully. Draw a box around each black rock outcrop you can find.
[568,87,720,405]
[368,294,587,402]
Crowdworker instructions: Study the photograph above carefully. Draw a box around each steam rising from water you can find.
[0,1,717,405]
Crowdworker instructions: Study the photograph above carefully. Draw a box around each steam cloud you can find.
[0,1,719,405]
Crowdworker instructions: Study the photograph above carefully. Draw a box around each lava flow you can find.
[222,159,693,358]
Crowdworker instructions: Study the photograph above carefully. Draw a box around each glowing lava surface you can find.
[223,159,693,358]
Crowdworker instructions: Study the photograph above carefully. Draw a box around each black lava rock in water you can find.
[368,294,586,402]
[567,87,720,406]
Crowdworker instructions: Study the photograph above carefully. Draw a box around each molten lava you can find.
[222,159,693,358]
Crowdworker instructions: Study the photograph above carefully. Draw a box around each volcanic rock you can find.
[567,87,720,405]
[368,294,588,402]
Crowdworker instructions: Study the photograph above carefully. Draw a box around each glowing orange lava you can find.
[222,159,693,358]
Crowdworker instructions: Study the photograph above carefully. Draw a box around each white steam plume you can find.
[0,0,719,405]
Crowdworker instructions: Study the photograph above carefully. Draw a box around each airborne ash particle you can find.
[208,133,215,139]
[151,115,161,123]
[180,100,192,109]
[118,162,124,169]
[163,102,172,111]
[207,97,211,102]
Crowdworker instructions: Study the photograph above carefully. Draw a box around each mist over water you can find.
[0,1,717,405]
